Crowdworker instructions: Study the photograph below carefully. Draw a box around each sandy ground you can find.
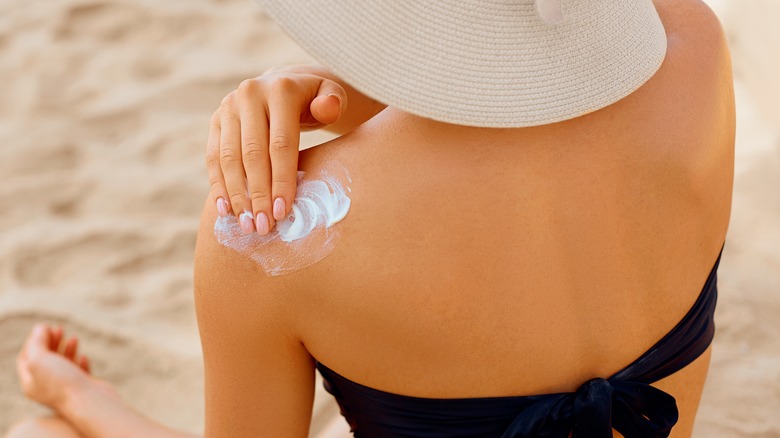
[0,0,777,436]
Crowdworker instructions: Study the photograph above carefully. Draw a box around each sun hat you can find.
[255,0,667,128]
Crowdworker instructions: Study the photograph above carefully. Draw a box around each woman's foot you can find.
[15,324,104,411]
[13,324,192,438]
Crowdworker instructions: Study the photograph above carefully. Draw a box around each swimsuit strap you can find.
[317,248,723,438]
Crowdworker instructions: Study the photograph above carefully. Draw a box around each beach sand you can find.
[0,0,777,436]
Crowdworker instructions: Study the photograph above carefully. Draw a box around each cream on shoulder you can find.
[214,170,351,276]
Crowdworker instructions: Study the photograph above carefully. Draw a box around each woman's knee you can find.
[5,416,82,438]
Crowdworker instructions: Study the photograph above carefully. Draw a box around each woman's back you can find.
[194,1,734,436]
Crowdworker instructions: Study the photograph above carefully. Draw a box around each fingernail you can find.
[273,197,286,221]
[328,93,342,107]
[216,198,228,217]
[256,212,270,235]
[239,211,255,234]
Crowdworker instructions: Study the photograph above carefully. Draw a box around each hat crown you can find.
[535,0,564,24]
[257,0,667,127]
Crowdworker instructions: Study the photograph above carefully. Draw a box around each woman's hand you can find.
[16,324,94,411]
[207,66,348,235]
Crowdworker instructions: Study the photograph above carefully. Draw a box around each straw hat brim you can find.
[256,0,667,128]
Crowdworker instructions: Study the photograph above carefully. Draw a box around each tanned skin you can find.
[9,1,734,437]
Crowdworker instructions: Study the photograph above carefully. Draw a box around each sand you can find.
[0,0,777,437]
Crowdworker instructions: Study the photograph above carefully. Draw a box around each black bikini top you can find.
[316,249,722,438]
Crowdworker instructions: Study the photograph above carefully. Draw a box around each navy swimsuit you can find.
[316,250,722,437]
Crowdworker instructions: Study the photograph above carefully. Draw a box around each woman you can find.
[9,0,734,436]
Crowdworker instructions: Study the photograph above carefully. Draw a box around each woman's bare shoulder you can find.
[655,0,725,37]
[192,131,369,306]
[624,0,735,166]
[655,0,731,74]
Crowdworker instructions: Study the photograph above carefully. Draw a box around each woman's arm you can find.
[194,201,316,437]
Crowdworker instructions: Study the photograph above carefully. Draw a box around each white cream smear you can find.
[214,170,351,276]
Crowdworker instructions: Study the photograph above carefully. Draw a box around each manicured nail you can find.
[328,93,342,107]
[256,212,270,235]
[216,198,228,217]
[239,211,255,234]
[273,197,286,221]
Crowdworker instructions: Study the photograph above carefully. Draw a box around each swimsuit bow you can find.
[501,377,679,438]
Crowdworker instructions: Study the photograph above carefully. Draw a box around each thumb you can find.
[309,80,347,126]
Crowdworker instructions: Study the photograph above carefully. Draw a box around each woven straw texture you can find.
[256,0,667,127]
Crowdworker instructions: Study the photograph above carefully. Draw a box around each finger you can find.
[219,94,252,230]
[309,79,347,126]
[50,326,63,352]
[79,356,91,374]
[267,82,302,223]
[63,337,78,362]
[237,79,274,235]
[206,111,230,217]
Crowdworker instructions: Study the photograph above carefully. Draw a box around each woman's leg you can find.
[5,416,82,438]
